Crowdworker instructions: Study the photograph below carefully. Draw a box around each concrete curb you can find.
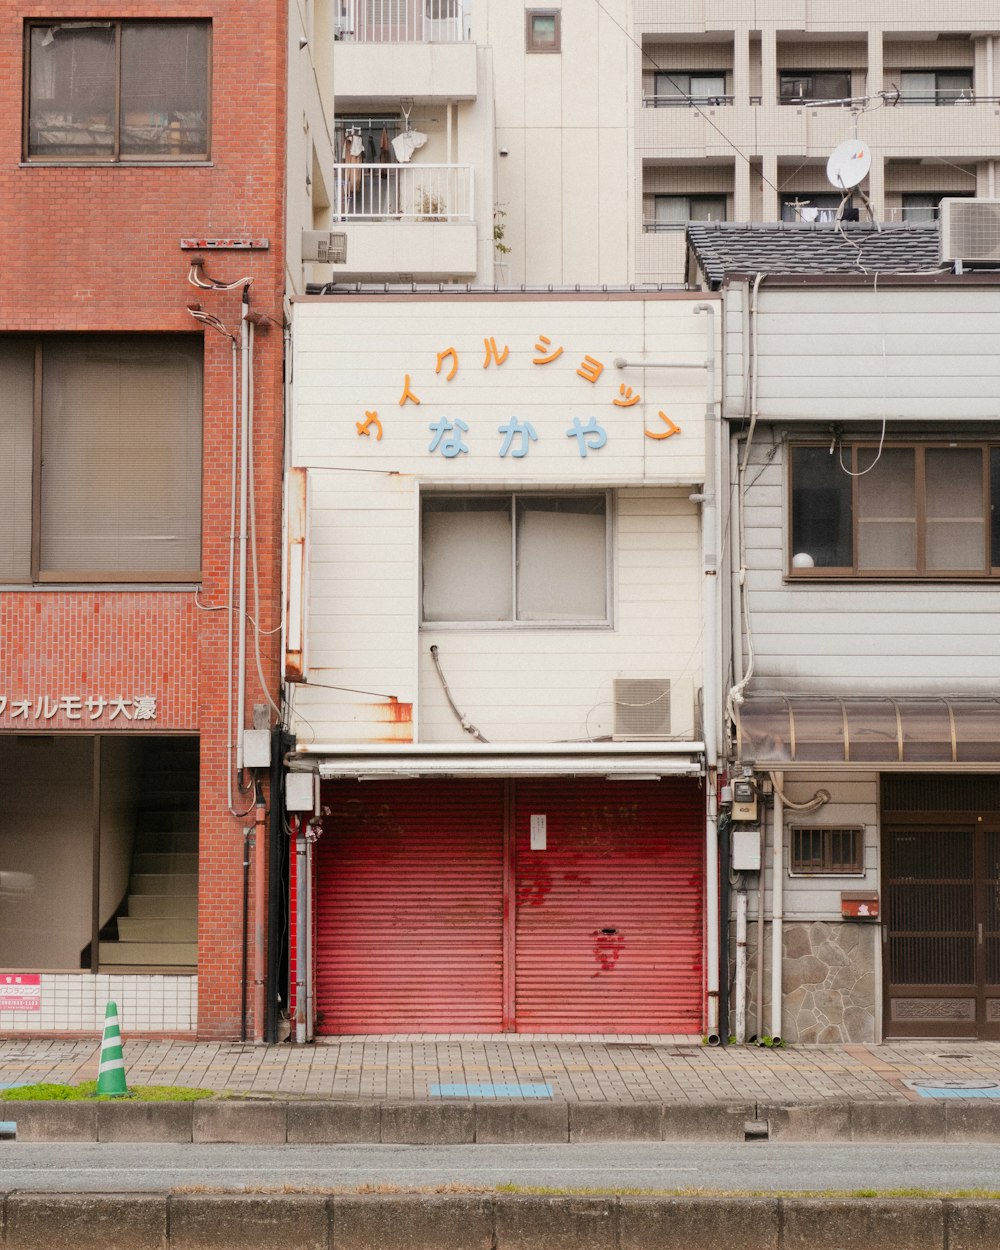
[4,1098,1000,1143]
[1,1193,999,1249]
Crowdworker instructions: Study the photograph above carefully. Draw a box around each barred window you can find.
[790,826,864,875]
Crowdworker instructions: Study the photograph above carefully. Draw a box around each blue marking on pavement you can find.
[0,1083,25,1136]
[912,1086,1000,1099]
[430,1082,553,1098]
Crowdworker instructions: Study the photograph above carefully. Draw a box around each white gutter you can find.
[692,301,721,1046]
[293,741,704,757]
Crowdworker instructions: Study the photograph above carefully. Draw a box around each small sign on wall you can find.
[0,974,41,1011]
[530,814,547,851]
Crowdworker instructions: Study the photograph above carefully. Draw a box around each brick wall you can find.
[1,1,288,1039]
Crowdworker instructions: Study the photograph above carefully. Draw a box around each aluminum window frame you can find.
[787,440,1000,581]
[23,18,212,164]
[419,489,614,629]
[789,825,866,877]
[525,9,561,54]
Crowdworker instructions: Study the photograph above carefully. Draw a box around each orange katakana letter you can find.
[613,383,641,408]
[356,410,383,441]
[482,336,510,368]
[398,374,421,406]
[645,411,682,440]
[435,348,459,381]
[533,335,564,365]
[576,355,604,384]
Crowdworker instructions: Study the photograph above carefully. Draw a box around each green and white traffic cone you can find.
[96,1001,129,1097]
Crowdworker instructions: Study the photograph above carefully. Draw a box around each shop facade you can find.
[284,291,721,1036]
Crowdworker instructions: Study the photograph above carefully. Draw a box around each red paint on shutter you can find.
[314,780,505,1033]
[513,779,704,1033]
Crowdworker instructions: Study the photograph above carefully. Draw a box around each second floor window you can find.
[652,71,727,106]
[25,20,210,162]
[899,70,973,105]
[651,194,727,229]
[790,442,1000,579]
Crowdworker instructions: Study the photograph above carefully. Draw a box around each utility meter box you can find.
[286,772,318,813]
[242,728,271,769]
[732,778,759,822]
[732,826,762,871]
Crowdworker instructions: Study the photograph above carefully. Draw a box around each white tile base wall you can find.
[0,974,197,1033]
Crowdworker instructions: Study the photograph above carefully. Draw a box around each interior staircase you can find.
[99,739,199,970]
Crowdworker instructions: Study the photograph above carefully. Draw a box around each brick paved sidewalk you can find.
[4,1036,1000,1104]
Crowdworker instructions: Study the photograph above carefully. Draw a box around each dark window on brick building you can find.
[0,335,202,583]
[25,20,210,161]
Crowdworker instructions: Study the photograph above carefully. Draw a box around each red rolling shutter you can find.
[513,779,704,1033]
[314,780,505,1033]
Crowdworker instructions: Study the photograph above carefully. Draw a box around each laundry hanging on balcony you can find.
[391,129,427,163]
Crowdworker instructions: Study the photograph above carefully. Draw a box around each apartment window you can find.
[899,70,973,105]
[781,194,850,223]
[421,493,609,624]
[790,827,864,875]
[789,442,1000,578]
[0,335,202,583]
[25,20,210,161]
[649,194,727,230]
[652,71,727,106]
[901,192,972,223]
[526,10,560,52]
[779,70,851,104]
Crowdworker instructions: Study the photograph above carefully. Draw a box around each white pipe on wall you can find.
[735,890,748,1044]
[693,302,721,1044]
[294,828,308,1045]
[770,773,784,1043]
[235,296,251,773]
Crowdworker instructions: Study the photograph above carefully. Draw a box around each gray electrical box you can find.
[732,826,762,871]
[242,728,271,769]
[286,772,318,813]
[732,778,759,822]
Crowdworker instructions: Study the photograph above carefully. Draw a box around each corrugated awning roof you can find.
[735,694,1000,770]
[290,742,705,781]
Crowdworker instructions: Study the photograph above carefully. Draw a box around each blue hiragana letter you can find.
[566,416,607,458]
[498,417,538,459]
[428,416,470,458]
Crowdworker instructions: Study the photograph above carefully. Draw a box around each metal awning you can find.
[290,742,705,781]
[735,694,1000,770]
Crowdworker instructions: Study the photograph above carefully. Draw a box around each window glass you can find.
[856,447,916,571]
[39,337,203,577]
[422,493,609,623]
[422,497,512,621]
[992,448,1000,569]
[516,495,606,621]
[779,70,850,102]
[925,447,984,571]
[119,22,209,157]
[654,195,726,226]
[27,20,209,160]
[29,24,116,157]
[0,342,35,582]
[790,446,852,568]
[526,11,559,51]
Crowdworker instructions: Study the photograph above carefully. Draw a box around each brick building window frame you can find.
[23,19,212,164]
[0,334,203,584]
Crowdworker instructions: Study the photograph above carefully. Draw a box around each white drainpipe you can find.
[770,772,784,1043]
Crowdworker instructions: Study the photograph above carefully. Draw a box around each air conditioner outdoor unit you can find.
[612,677,672,740]
[939,198,1000,267]
[302,231,348,264]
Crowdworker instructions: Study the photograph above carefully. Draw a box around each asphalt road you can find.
[2,1141,999,1194]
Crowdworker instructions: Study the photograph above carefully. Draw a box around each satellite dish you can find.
[826,139,872,190]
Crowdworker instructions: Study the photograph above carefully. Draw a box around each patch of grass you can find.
[3,1081,213,1102]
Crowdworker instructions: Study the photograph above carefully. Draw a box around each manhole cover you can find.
[905,1077,1000,1099]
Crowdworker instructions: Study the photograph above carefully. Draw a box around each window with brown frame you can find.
[525,9,560,52]
[25,19,210,162]
[789,441,1000,578]
[0,335,202,583]
[790,826,864,875]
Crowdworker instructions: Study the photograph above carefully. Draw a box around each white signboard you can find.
[293,297,715,484]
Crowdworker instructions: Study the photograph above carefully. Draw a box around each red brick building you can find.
[0,2,288,1039]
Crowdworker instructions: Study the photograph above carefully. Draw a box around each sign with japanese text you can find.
[0,974,41,1012]
[0,696,157,724]
[292,296,717,484]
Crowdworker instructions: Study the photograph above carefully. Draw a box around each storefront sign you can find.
[0,696,157,723]
[0,974,41,1012]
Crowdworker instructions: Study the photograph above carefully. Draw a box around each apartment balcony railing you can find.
[643,94,734,107]
[336,0,468,43]
[333,162,474,221]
